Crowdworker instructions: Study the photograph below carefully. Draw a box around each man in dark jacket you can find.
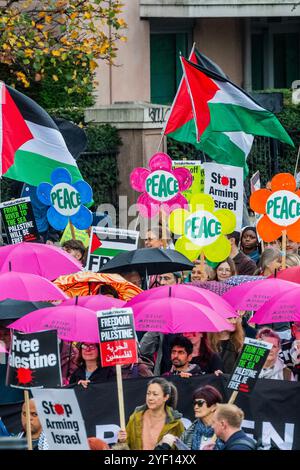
[227,231,257,275]
[164,336,202,378]
[211,403,256,450]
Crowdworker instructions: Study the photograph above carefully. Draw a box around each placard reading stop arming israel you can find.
[203,162,244,230]
[32,388,89,450]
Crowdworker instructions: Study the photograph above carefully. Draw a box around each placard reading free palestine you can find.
[0,197,39,244]
[87,227,139,272]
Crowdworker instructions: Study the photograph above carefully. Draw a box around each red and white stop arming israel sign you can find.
[97,308,138,368]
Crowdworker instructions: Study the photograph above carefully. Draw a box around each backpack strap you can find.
[226,438,257,450]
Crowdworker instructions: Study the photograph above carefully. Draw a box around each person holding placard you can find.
[256,328,295,381]
[18,399,48,450]
[208,318,244,374]
[69,343,113,387]
[117,378,184,450]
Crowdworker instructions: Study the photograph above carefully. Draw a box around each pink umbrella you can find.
[222,278,296,311]
[0,343,8,353]
[251,288,300,324]
[131,298,234,334]
[9,305,99,343]
[0,272,68,301]
[127,284,238,319]
[63,294,125,309]
[0,242,81,280]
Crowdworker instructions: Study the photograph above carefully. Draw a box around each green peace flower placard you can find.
[168,193,236,262]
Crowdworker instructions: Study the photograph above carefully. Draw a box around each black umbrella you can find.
[99,248,194,276]
[0,299,52,325]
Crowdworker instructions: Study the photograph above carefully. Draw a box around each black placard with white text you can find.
[0,197,39,244]
[6,330,62,389]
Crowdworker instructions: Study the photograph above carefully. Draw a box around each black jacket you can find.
[223,430,257,450]
[69,365,113,385]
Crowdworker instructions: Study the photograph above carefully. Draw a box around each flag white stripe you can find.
[18,121,77,166]
[225,132,254,157]
[210,80,265,112]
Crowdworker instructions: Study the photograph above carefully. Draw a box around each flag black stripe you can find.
[7,85,58,130]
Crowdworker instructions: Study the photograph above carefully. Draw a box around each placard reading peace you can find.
[250,173,300,242]
[168,193,236,262]
[130,153,192,218]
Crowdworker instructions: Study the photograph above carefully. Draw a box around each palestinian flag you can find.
[90,231,138,258]
[164,49,254,170]
[0,82,82,185]
[180,57,294,146]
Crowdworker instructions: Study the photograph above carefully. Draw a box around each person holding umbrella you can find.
[117,378,184,450]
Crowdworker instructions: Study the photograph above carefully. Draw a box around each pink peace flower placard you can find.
[130,153,192,218]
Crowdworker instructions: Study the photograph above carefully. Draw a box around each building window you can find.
[150,33,188,104]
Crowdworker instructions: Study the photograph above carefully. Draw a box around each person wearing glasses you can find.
[69,343,113,387]
[215,258,236,282]
[161,385,224,450]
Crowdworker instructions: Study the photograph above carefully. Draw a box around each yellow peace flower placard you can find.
[168,194,236,262]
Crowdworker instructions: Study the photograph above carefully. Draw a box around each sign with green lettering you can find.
[0,197,39,245]
[50,183,81,216]
[266,190,300,226]
[184,211,221,246]
[172,161,204,202]
[227,337,272,394]
[145,170,179,202]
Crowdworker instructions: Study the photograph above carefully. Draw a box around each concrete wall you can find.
[94,0,150,106]
[193,18,244,86]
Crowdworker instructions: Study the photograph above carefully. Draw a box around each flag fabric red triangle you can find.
[164,51,197,135]
[91,233,102,253]
[1,83,33,174]
[181,56,220,141]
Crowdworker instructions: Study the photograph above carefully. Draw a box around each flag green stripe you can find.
[208,103,294,146]
[167,118,248,173]
[92,247,126,257]
[4,149,83,185]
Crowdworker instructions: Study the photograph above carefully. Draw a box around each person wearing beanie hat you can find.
[157,272,182,286]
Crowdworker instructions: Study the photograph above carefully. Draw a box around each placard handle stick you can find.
[282,229,287,270]
[24,390,33,451]
[69,221,76,240]
[160,209,168,249]
[116,364,126,430]
[200,251,205,271]
[228,390,239,405]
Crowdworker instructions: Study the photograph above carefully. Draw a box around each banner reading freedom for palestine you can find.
[2,374,300,449]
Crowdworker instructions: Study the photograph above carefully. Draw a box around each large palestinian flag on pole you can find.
[180,57,294,146]
[164,49,254,170]
[0,82,82,185]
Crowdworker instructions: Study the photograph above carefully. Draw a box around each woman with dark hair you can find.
[215,258,236,282]
[69,343,113,387]
[117,378,184,450]
[98,284,119,298]
[240,226,260,264]
[161,385,224,450]
[182,332,224,373]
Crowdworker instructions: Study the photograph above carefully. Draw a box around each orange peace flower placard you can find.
[250,173,300,242]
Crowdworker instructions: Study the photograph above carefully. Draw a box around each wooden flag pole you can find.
[24,390,33,451]
[282,229,287,270]
[116,365,126,430]
[293,144,300,178]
